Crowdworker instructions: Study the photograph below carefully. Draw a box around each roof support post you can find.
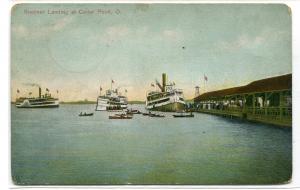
[252,94,255,115]
[242,95,246,114]
[265,92,268,116]
[279,91,283,121]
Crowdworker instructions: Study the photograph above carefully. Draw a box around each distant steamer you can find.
[146,73,186,112]
[95,81,128,111]
[16,87,59,108]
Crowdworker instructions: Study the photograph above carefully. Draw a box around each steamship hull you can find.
[147,102,185,112]
[16,100,59,108]
[146,93,186,112]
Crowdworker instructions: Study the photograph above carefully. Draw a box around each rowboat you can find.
[109,114,133,119]
[126,109,142,114]
[79,112,94,116]
[149,113,165,118]
[173,112,194,118]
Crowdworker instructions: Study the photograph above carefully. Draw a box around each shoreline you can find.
[11,101,146,105]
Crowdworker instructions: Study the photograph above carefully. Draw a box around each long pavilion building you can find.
[193,74,292,127]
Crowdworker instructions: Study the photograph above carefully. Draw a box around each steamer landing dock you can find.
[191,74,292,127]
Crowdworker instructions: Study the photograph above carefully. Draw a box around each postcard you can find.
[11,3,292,185]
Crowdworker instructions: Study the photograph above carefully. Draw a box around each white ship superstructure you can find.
[146,73,186,112]
[96,88,128,111]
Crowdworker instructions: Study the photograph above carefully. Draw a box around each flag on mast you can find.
[99,86,102,96]
[110,79,114,90]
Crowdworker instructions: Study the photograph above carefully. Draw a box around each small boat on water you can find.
[126,109,141,114]
[142,112,151,116]
[107,109,125,112]
[149,113,165,118]
[109,113,133,119]
[173,112,194,118]
[142,111,164,117]
[79,112,94,117]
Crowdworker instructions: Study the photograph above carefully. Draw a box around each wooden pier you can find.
[192,74,292,127]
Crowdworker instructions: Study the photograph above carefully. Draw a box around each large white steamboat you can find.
[95,88,128,111]
[16,87,59,108]
[146,73,186,112]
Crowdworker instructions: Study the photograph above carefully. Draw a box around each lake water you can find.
[11,104,292,185]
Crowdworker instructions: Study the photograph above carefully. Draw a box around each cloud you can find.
[135,26,148,36]
[22,83,40,87]
[11,25,29,37]
[94,26,182,45]
[52,16,73,31]
[215,29,289,52]
[106,25,129,37]
[98,25,130,44]
[162,29,182,42]
[12,16,73,39]
[217,35,256,51]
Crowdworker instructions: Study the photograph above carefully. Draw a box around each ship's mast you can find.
[155,79,163,92]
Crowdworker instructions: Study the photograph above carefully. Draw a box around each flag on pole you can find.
[17,89,20,93]
[110,80,114,90]
[204,75,208,81]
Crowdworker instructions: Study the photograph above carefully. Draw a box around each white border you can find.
[2,1,300,190]
[1,0,10,189]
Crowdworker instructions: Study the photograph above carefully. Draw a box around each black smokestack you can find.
[162,73,167,92]
[39,87,41,98]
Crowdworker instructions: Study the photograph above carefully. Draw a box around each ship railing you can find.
[176,89,183,92]
[245,107,292,121]
[193,105,292,122]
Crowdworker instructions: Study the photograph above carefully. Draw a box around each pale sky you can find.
[11,4,291,101]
